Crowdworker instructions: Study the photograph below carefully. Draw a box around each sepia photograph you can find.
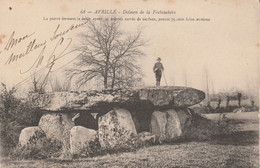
[0,0,259,167]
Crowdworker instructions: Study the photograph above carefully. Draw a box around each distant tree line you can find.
[210,92,249,101]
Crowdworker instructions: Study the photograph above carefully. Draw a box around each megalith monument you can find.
[24,86,205,157]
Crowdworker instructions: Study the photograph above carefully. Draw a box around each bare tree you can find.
[237,92,242,107]
[183,68,188,86]
[29,73,45,93]
[203,66,210,103]
[49,77,71,92]
[226,95,230,110]
[67,19,145,89]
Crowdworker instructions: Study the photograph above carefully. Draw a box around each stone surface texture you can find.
[38,113,74,158]
[31,86,205,112]
[150,109,191,142]
[39,113,74,141]
[138,132,156,144]
[98,108,137,149]
[150,111,167,142]
[17,86,207,159]
[165,109,182,141]
[19,126,44,146]
[70,126,97,155]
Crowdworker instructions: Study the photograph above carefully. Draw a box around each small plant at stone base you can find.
[10,134,63,159]
[181,113,216,141]
[76,133,147,159]
[104,133,146,155]
[75,133,145,159]
[181,111,240,142]
[74,137,101,158]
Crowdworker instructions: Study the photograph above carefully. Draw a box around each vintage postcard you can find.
[0,0,259,167]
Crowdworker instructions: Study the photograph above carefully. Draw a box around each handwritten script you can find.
[2,20,89,89]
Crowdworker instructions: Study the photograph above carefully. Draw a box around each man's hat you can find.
[157,57,161,61]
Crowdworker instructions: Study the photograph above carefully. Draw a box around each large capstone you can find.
[19,126,44,146]
[31,86,205,112]
[98,108,137,149]
[70,126,97,156]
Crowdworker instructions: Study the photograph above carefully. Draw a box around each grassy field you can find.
[1,112,259,168]
[204,111,258,121]
[204,112,259,131]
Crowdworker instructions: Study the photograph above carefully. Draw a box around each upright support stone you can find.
[19,126,44,146]
[150,111,167,142]
[70,126,97,156]
[18,86,206,158]
[150,109,185,142]
[39,113,74,158]
[176,108,192,131]
[98,108,137,149]
[165,109,182,141]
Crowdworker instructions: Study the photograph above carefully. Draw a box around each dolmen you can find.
[19,86,205,158]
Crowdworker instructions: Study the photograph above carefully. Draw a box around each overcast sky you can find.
[0,0,258,99]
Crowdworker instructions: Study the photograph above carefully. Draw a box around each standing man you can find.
[153,57,164,86]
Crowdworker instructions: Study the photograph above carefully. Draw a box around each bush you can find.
[0,83,43,156]
[72,136,101,158]
[182,113,216,141]
[182,110,239,141]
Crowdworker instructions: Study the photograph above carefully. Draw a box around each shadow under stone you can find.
[74,113,98,130]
